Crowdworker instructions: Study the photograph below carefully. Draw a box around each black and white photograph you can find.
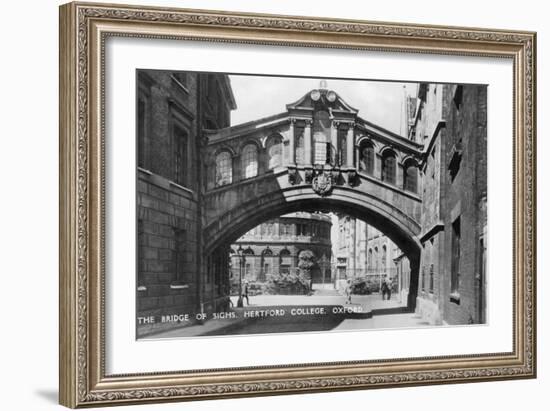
[135,71,487,339]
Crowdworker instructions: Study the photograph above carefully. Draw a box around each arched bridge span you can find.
[203,85,425,309]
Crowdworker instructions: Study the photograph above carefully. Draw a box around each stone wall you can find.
[137,170,200,335]
[136,70,235,336]
[415,84,487,325]
[439,84,487,325]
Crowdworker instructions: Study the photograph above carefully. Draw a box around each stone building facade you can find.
[230,212,333,285]
[411,83,487,325]
[333,216,409,296]
[136,70,236,334]
[333,215,366,282]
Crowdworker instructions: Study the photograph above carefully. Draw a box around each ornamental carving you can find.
[288,166,298,185]
[347,169,358,186]
[304,167,314,184]
[312,172,334,196]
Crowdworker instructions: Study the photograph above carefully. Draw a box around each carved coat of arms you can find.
[312,172,333,196]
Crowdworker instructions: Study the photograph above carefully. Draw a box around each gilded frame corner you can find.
[59,1,536,408]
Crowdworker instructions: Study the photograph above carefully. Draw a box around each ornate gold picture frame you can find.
[59,1,536,408]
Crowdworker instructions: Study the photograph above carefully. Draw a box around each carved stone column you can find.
[346,123,355,168]
[288,118,295,166]
[331,120,338,166]
[304,119,312,165]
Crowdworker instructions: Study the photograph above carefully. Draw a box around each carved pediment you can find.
[286,83,359,116]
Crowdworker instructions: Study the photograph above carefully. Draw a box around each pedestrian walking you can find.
[243,281,250,306]
[382,276,392,300]
[381,277,388,300]
[345,279,353,304]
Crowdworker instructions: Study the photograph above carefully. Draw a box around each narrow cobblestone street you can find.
[145,290,433,339]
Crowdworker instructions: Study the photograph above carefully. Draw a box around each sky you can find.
[228,74,419,136]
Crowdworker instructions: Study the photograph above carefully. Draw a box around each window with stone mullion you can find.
[267,137,283,169]
[174,126,188,187]
[242,144,258,179]
[360,145,375,175]
[215,151,232,186]
[403,162,418,193]
[382,152,397,184]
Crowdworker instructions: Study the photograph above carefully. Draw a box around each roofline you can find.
[286,89,359,114]
[356,116,424,151]
[207,105,424,153]
[207,112,289,142]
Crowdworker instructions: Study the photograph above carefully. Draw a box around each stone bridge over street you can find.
[202,83,425,308]
[204,166,422,258]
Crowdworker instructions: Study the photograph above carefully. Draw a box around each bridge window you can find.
[313,111,331,164]
[359,143,375,175]
[266,135,283,169]
[403,160,418,193]
[242,144,258,178]
[381,150,397,185]
[215,151,233,186]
